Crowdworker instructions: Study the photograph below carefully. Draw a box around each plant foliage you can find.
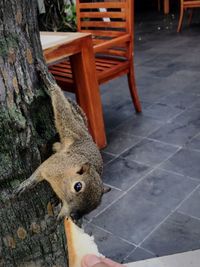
[38,0,77,32]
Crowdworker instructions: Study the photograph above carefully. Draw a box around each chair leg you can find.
[177,4,184,32]
[188,9,193,27]
[127,64,142,113]
[158,0,161,12]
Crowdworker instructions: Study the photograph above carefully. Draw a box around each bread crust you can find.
[64,218,102,267]
[65,218,77,267]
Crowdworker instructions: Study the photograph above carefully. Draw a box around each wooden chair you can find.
[48,0,142,145]
[157,0,170,14]
[177,0,200,32]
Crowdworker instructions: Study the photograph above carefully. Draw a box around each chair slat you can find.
[93,39,127,48]
[79,2,126,9]
[95,58,120,65]
[50,66,72,74]
[53,62,71,69]
[184,1,200,7]
[80,21,127,29]
[96,62,117,68]
[80,29,125,37]
[98,49,127,57]
[92,39,107,45]
[80,12,126,19]
[49,70,73,79]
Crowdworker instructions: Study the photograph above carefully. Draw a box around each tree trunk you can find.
[0,1,67,266]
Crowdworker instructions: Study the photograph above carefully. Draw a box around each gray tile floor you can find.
[84,10,200,264]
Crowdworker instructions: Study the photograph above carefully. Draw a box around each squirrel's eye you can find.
[74,182,82,192]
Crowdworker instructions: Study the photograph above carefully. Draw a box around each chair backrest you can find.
[76,0,134,58]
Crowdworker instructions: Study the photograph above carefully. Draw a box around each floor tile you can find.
[190,99,200,109]
[163,69,200,93]
[115,116,163,138]
[137,83,172,104]
[149,109,200,146]
[158,91,200,110]
[104,131,142,155]
[85,187,124,220]
[102,95,137,132]
[101,76,130,101]
[142,103,183,121]
[92,191,171,244]
[84,223,135,262]
[149,121,199,146]
[161,148,200,179]
[102,157,151,191]
[121,139,178,166]
[101,152,115,166]
[142,212,200,256]
[178,187,200,219]
[129,168,199,209]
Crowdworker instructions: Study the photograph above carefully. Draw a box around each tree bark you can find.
[0,1,67,266]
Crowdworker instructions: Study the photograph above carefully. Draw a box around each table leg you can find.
[70,36,107,149]
[164,0,169,14]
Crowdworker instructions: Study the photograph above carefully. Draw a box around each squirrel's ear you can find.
[103,185,111,194]
[77,163,91,175]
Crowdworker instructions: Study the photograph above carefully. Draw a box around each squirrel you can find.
[13,65,110,221]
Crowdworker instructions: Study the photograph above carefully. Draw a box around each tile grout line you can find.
[165,109,187,123]
[145,136,182,148]
[122,246,155,263]
[177,210,200,222]
[157,167,200,182]
[140,108,185,124]
[122,247,137,262]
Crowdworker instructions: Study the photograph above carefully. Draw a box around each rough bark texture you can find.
[0,1,67,266]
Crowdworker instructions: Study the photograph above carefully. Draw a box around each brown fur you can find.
[13,70,110,220]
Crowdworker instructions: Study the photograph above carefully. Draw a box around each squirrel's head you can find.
[59,162,110,222]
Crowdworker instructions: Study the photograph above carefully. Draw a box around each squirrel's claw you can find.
[12,174,38,197]
[13,169,41,197]
[13,181,28,196]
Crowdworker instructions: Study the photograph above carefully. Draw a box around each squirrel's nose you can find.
[70,211,82,222]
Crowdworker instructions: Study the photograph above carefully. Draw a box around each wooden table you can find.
[40,32,106,148]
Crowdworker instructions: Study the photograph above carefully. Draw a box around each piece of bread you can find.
[64,218,102,267]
